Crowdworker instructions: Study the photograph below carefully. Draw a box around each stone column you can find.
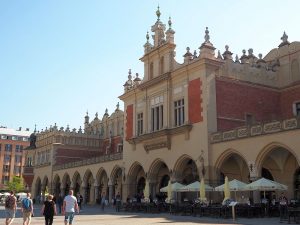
[81,186,87,204]
[60,187,65,197]
[94,186,99,204]
[90,185,95,204]
[108,182,113,205]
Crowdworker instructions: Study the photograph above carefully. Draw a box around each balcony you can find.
[127,124,192,152]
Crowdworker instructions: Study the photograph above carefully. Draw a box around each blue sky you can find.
[0,0,299,132]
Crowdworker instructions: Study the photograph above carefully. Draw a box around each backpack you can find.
[5,196,16,209]
[22,198,31,211]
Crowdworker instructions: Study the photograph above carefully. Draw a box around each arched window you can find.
[160,56,164,75]
[149,62,154,79]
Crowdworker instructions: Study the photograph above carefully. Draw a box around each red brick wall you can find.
[280,85,300,118]
[55,148,100,165]
[101,136,122,154]
[188,78,203,123]
[216,78,281,131]
[126,104,133,140]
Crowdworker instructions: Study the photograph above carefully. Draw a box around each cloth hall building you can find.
[24,9,300,204]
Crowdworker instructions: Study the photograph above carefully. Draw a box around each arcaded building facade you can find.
[25,9,300,203]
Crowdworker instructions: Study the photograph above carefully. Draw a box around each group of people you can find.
[4,190,80,225]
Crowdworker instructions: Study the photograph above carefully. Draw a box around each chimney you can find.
[18,127,22,131]
[26,128,29,131]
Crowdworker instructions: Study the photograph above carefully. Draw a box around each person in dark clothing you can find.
[41,195,57,225]
[57,194,63,214]
[115,192,121,212]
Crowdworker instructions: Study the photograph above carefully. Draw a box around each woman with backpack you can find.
[41,195,57,225]
[5,190,17,225]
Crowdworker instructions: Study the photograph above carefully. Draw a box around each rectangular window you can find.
[151,105,163,131]
[3,165,10,173]
[245,114,254,125]
[12,136,18,140]
[117,144,123,153]
[1,135,7,139]
[23,137,28,141]
[15,155,22,163]
[4,155,11,163]
[14,166,21,174]
[2,176,9,184]
[5,144,12,152]
[174,99,185,126]
[137,113,143,136]
[296,102,300,116]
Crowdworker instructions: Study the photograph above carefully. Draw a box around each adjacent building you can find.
[25,8,300,203]
[0,127,30,190]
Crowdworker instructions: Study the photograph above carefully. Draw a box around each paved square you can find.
[0,205,286,225]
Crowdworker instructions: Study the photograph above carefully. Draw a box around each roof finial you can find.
[279,31,290,47]
[156,5,161,21]
[95,112,98,118]
[168,16,172,28]
[116,102,120,110]
[34,124,37,133]
[204,27,210,43]
[146,31,149,42]
[128,69,132,80]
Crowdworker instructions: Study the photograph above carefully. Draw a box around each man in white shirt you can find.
[62,190,79,225]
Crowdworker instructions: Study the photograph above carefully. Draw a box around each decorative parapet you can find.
[211,117,300,143]
[52,152,123,171]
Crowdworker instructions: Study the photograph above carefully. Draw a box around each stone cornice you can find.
[138,72,171,90]
[210,117,300,143]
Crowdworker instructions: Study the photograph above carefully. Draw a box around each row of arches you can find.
[33,143,300,203]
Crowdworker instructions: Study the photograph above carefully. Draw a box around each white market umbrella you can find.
[178,181,214,192]
[215,179,248,201]
[160,182,185,192]
[244,177,287,198]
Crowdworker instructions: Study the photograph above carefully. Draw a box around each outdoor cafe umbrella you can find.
[143,180,150,199]
[167,180,172,202]
[199,177,207,201]
[178,181,214,192]
[244,177,288,198]
[160,182,185,192]
[215,179,248,200]
[223,176,230,202]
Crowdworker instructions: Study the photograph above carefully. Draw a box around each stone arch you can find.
[53,174,61,198]
[110,165,123,199]
[72,171,82,195]
[62,173,71,196]
[256,142,300,199]
[96,168,109,199]
[42,176,49,197]
[214,149,249,185]
[148,158,170,197]
[127,161,146,198]
[173,154,199,184]
[34,177,42,200]
[82,169,94,203]
[256,142,300,172]
[215,148,248,171]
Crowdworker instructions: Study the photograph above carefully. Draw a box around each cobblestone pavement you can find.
[0,205,289,225]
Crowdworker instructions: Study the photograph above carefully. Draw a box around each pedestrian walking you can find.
[279,192,288,221]
[57,194,63,214]
[21,192,34,225]
[5,190,17,225]
[62,190,79,225]
[76,193,83,211]
[115,192,121,212]
[41,194,57,225]
[100,192,106,211]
